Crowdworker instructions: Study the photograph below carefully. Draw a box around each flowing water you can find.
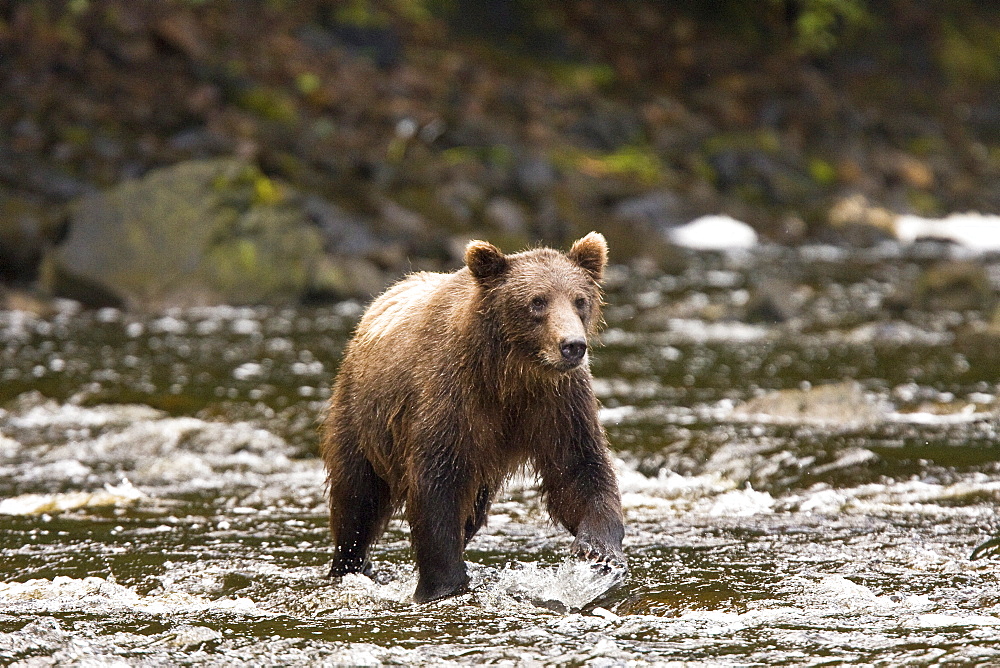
[2,243,999,666]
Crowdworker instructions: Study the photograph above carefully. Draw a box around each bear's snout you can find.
[559,338,588,365]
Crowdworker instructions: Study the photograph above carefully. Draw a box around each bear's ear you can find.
[567,232,608,282]
[465,240,509,284]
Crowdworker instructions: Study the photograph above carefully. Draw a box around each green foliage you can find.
[775,0,872,54]
[938,19,1000,83]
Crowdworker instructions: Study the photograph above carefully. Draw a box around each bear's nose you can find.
[560,338,587,364]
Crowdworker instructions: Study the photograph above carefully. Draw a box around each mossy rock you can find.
[42,158,338,309]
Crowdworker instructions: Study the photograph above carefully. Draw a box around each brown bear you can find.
[320,232,625,603]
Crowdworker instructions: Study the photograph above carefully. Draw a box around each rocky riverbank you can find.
[1,1,998,309]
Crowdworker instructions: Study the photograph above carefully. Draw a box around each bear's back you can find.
[352,270,469,352]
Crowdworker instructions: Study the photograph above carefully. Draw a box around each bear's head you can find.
[465,232,607,373]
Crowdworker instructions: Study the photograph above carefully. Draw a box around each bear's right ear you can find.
[465,240,509,284]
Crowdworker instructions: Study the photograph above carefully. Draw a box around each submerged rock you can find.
[732,380,891,426]
[41,158,352,309]
[887,260,994,314]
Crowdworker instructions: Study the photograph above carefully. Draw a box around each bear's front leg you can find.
[407,478,472,603]
[543,451,625,566]
[538,394,626,567]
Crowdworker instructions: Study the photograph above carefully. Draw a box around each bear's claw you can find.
[572,542,627,571]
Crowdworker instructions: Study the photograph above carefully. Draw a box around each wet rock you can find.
[436,180,486,224]
[568,102,643,152]
[0,287,58,317]
[377,199,428,237]
[514,155,558,197]
[165,126,232,159]
[42,158,343,309]
[165,625,222,650]
[0,192,63,284]
[310,254,388,301]
[302,195,379,256]
[888,261,994,313]
[826,194,896,246]
[0,150,95,203]
[732,381,891,426]
[484,196,527,235]
[613,191,690,230]
[311,12,403,69]
[743,277,811,323]
[154,11,209,60]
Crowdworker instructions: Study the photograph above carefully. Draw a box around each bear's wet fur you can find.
[320,232,625,603]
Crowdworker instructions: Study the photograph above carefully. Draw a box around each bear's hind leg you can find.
[328,454,393,579]
[464,485,492,546]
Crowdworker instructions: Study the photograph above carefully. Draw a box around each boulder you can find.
[42,158,353,309]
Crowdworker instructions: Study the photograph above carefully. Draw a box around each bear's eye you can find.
[530,296,547,313]
[574,296,588,310]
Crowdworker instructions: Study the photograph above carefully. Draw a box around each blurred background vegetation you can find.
[1,0,998,308]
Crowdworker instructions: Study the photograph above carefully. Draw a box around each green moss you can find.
[704,130,782,156]
[60,125,91,147]
[938,20,1000,83]
[558,145,663,184]
[442,147,478,167]
[238,87,299,125]
[295,72,321,96]
[690,155,716,185]
[547,62,616,93]
[807,157,838,186]
[907,189,942,217]
[907,136,945,157]
[335,0,391,28]
[252,176,283,206]
[787,0,872,54]
[441,145,515,169]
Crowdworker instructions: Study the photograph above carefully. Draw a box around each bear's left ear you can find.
[567,232,608,282]
[466,240,509,285]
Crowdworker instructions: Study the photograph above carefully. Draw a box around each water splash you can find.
[496,559,628,612]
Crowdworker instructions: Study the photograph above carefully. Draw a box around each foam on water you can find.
[0,479,145,515]
[0,576,260,617]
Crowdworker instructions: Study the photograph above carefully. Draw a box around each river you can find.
[2,242,999,665]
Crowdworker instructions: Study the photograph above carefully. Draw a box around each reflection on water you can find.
[2,245,1000,665]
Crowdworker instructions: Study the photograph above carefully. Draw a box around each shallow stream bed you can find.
[2,244,1000,665]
